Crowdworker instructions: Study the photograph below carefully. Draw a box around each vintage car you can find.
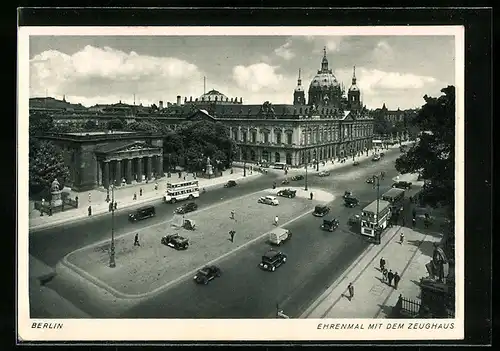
[276,188,296,198]
[161,233,189,250]
[258,195,280,206]
[259,249,287,272]
[317,171,331,177]
[174,202,198,214]
[343,191,353,199]
[312,205,330,217]
[224,180,237,188]
[366,177,375,184]
[372,154,381,161]
[128,205,156,222]
[380,152,385,157]
[392,181,413,190]
[344,196,360,208]
[193,265,221,285]
[291,175,304,181]
[348,214,361,226]
[321,218,340,232]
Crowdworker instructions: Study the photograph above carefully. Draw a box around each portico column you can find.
[126,159,133,184]
[156,155,164,178]
[136,158,143,182]
[146,156,153,180]
[103,161,110,189]
[115,160,122,186]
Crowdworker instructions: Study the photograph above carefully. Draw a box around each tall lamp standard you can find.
[304,157,309,191]
[316,147,320,171]
[372,174,381,245]
[109,184,116,267]
[241,147,247,177]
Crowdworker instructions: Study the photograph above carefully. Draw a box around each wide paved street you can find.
[31,149,404,318]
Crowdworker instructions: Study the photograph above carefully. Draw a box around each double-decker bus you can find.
[163,180,200,204]
[381,188,405,213]
[273,162,287,170]
[360,199,392,237]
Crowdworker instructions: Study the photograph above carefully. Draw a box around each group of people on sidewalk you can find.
[380,257,402,289]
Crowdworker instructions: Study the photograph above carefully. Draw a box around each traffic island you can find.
[64,190,321,298]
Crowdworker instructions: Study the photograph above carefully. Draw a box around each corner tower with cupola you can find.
[347,66,361,111]
[293,68,306,105]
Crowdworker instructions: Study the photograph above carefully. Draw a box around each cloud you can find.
[232,63,290,93]
[274,40,295,60]
[30,45,204,106]
[372,40,394,61]
[310,36,344,54]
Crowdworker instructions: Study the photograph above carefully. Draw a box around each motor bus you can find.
[381,188,405,213]
[164,180,200,203]
[273,162,287,170]
[360,199,391,237]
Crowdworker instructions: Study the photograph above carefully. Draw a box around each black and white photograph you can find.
[18,25,465,341]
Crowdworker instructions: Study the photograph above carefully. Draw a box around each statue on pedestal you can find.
[50,178,63,207]
[205,156,213,177]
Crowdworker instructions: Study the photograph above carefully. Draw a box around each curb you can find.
[61,208,315,300]
[29,173,263,232]
[299,225,404,318]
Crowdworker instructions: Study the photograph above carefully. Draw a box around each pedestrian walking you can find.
[139,188,143,196]
[108,202,113,212]
[154,182,158,191]
[394,272,401,289]
[347,282,354,301]
[114,201,117,210]
[178,171,182,178]
[400,231,405,245]
[412,208,417,219]
[310,192,314,200]
[134,233,140,246]
[273,215,279,226]
[230,210,235,220]
[388,270,394,287]
[229,230,235,243]
[412,217,416,227]
[88,205,92,216]
[380,257,386,271]
[133,192,137,200]
[382,268,388,283]
[88,192,92,203]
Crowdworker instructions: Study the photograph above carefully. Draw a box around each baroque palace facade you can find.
[145,48,374,167]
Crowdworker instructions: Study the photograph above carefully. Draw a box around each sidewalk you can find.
[29,168,261,231]
[301,225,441,319]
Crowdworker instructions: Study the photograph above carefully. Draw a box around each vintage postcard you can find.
[18,25,464,341]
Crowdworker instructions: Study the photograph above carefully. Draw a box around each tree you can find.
[395,86,455,221]
[84,119,98,130]
[29,139,70,198]
[373,113,391,136]
[107,118,125,130]
[29,113,54,137]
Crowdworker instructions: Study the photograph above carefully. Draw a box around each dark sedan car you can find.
[259,249,287,272]
[392,181,413,190]
[224,180,237,188]
[277,188,297,198]
[344,197,360,208]
[161,234,189,250]
[174,202,198,214]
[128,205,156,222]
[291,175,304,181]
[312,205,330,217]
[193,265,221,285]
[366,177,375,184]
[321,218,340,232]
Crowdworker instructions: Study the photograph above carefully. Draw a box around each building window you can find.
[286,132,293,145]
[234,129,239,141]
[264,132,269,143]
[276,132,282,144]
[242,131,247,143]
[251,131,257,143]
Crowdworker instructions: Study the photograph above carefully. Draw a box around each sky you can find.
[29,34,456,110]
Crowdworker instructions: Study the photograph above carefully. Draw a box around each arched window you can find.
[274,152,280,163]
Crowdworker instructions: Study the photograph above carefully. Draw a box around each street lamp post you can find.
[372,174,381,245]
[304,159,308,191]
[109,184,116,268]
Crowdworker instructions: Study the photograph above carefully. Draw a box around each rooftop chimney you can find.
[159,100,164,109]
[177,96,181,106]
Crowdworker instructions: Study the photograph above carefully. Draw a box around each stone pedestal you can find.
[51,190,63,207]
[206,164,213,178]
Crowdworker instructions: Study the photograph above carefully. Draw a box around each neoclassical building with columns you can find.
[39,131,164,191]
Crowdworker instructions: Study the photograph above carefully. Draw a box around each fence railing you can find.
[33,197,79,216]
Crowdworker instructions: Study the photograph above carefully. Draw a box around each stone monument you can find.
[205,156,213,178]
[50,178,63,207]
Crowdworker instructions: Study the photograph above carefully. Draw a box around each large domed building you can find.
[307,47,343,108]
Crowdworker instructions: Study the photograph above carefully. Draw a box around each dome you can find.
[199,89,228,102]
[309,72,340,90]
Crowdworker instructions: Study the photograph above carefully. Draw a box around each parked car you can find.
[224,180,237,188]
[161,233,189,250]
[348,214,361,226]
[258,195,280,206]
[366,177,375,184]
[372,154,381,161]
[312,205,330,217]
[259,249,287,272]
[128,205,156,222]
[343,191,353,199]
[277,188,296,198]
[291,175,304,181]
[174,202,198,214]
[344,197,360,208]
[268,228,292,246]
[392,181,413,189]
[193,265,221,285]
[321,218,340,232]
[318,171,330,177]
[380,152,385,157]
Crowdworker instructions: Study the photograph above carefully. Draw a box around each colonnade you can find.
[98,155,163,189]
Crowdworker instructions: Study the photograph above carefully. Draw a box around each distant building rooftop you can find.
[63,131,135,136]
